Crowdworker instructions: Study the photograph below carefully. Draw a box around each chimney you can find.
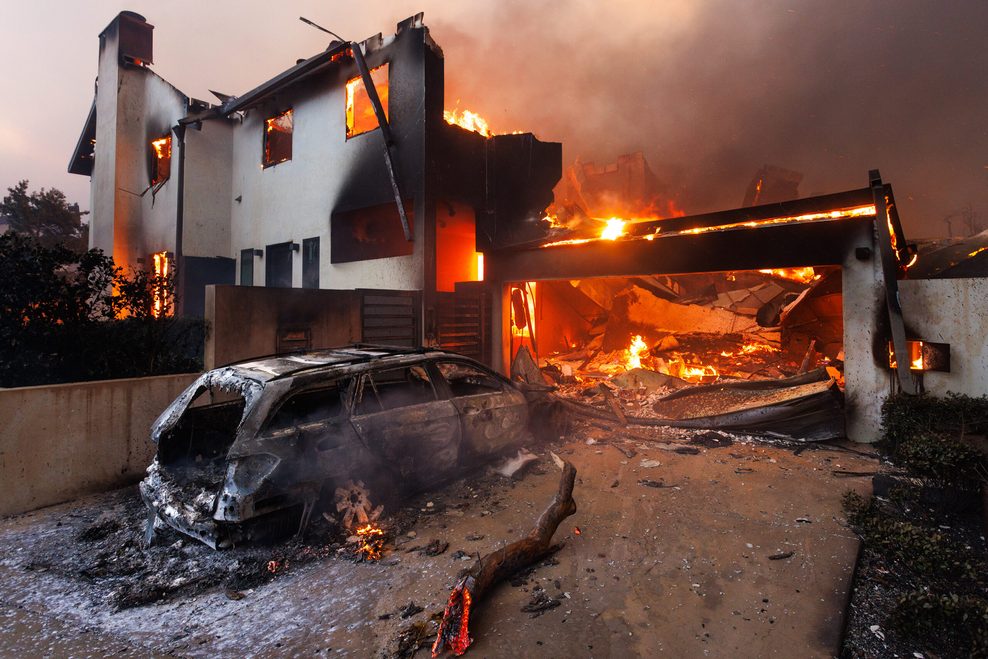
[99,11,154,66]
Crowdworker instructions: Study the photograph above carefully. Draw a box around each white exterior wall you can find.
[183,120,233,259]
[899,278,988,397]
[229,48,424,291]
[842,226,888,443]
[118,70,186,269]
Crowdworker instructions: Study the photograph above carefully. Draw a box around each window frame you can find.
[345,63,389,140]
[262,108,293,168]
[150,133,172,186]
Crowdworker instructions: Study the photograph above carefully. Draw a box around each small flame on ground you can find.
[573,526,582,535]
[355,523,385,561]
[678,363,718,383]
[626,335,647,370]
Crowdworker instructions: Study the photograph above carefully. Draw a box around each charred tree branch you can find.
[432,460,578,657]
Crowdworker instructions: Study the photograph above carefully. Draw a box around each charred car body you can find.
[140,346,536,548]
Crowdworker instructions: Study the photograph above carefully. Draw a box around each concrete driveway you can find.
[0,429,874,657]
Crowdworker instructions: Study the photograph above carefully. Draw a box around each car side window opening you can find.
[436,362,505,397]
[352,366,437,415]
[265,385,342,432]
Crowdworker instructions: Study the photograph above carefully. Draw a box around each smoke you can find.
[417,0,988,237]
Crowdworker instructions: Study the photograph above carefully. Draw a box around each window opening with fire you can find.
[345,63,388,138]
[151,251,172,317]
[263,108,293,166]
[150,134,172,185]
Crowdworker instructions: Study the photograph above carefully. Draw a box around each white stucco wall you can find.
[229,33,425,291]
[899,278,988,397]
[183,119,233,258]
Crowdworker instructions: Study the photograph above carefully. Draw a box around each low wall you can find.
[205,285,362,369]
[0,373,198,517]
[900,277,988,397]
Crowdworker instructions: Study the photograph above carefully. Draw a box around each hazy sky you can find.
[1,0,985,237]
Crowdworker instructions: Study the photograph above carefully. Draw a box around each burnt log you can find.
[431,459,577,657]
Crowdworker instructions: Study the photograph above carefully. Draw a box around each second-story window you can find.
[264,109,293,167]
[150,134,172,185]
[345,64,389,138]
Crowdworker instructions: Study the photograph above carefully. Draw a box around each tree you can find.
[1,180,89,252]
[0,233,205,387]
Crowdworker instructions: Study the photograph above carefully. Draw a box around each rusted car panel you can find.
[139,346,535,548]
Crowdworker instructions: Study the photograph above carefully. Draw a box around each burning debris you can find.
[433,456,578,657]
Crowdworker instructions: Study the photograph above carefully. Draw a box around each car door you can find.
[348,364,461,491]
[432,359,531,457]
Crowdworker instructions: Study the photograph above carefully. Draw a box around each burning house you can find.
[67,11,559,325]
[66,11,988,449]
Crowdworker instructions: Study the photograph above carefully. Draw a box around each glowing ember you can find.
[626,335,647,370]
[600,218,626,241]
[433,576,475,657]
[678,363,718,383]
[444,108,491,137]
[740,342,779,354]
[355,523,385,561]
[266,560,280,573]
[757,267,818,283]
[573,526,582,535]
[969,246,988,258]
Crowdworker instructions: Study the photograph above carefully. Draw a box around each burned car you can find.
[140,346,536,548]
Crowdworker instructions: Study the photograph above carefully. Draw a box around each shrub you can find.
[889,590,988,656]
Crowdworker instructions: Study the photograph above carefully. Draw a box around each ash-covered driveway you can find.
[0,429,873,657]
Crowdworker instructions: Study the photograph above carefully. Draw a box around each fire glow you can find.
[444,108,491,137]
[355,523,385,561]
[151,251,171,318]
[541,204,877,248]
[626,335,647,370]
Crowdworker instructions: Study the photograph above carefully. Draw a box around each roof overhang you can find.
[67,99,97,176]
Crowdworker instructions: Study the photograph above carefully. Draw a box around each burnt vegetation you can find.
[841,394,988,658]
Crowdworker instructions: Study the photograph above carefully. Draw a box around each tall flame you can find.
[626,335,647,370]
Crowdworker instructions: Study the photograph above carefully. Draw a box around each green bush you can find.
[842,491,976,581]
[889,590,988,656]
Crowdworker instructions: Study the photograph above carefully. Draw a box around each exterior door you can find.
[265,241,293,288]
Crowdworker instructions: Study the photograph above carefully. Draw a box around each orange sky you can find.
[1,0,986,238]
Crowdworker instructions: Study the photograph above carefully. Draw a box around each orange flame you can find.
[678,363,718,383]
[626,335,647,370]
[355,523,385,561]
[600,218,626,241]
[151,251,171,318]
[757,267,818,283]
[444,108,491,137]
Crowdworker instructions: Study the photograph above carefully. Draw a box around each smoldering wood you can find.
[432,459,577,656]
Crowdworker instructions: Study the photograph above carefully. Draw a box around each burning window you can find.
[263,109,293,166]
[150,135,172,185]
[151,251,172,317]
[345,64,388,138]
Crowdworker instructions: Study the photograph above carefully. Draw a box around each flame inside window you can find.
[264,109,293,166]
[150,135,172,185]
[345,64,389,138]
[889,340,925,371]
[151,251,172,318]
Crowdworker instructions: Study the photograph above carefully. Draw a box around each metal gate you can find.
[359,290,421,347]
[437,282,491,365]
